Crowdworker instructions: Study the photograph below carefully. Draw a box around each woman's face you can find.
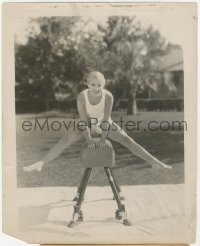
[87,78,104,94]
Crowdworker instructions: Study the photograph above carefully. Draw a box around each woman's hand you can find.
[96,140,107,152]
[87,140,96,152]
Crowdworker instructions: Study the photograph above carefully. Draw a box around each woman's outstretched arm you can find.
[77,92,95,151]
[100,93,114,142]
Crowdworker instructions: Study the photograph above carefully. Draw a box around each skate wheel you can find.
[78,210,84,221]
[78,216,84,221]
[115,210,122,220]
[116,215,122,220]
[68,220,78,228]
[123,219,132,226]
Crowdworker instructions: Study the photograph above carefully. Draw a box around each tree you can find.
[98,17,168,114]
[15,17,105,109]
[15,16,174,114]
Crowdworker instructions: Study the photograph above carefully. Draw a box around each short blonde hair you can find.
[86,71,105,86]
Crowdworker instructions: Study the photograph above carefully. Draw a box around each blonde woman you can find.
[23,71,172,172]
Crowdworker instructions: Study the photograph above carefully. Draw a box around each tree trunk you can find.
[127,92,137,115]
[127,82,138,115]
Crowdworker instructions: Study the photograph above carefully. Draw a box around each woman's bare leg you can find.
[23,125,84,172]
[107,123,171,169]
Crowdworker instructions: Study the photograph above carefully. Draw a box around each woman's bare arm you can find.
[77,92,93,143]
[100,93,114,142]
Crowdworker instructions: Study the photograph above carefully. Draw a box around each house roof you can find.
[159,47,183,72]
[164,62,183,71]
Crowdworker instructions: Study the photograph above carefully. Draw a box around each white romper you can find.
[83,89,113,130]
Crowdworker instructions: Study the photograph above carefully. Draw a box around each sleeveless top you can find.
[83,89,113,126]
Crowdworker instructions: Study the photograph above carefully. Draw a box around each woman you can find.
[23,71,172,172]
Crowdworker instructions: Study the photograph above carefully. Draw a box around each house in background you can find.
[135,46,184,111]
[150,46,184,99]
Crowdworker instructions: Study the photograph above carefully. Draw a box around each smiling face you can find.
[86,72,105,95]
[87,78,104,94]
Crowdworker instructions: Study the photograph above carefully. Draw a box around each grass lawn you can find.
[16,111,184,187]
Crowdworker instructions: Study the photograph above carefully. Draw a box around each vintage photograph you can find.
[3,3,197,244]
